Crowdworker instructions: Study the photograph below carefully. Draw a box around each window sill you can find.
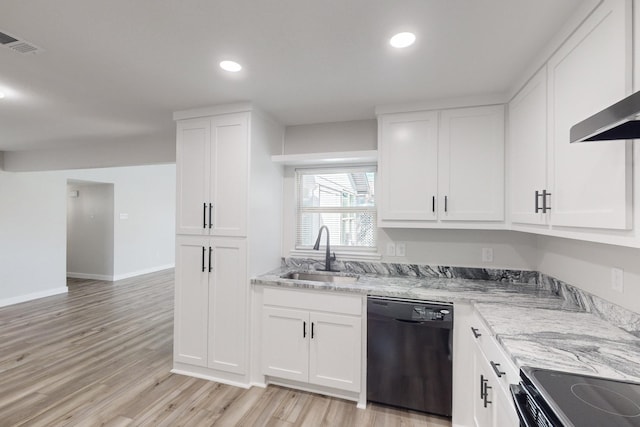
[290,249,382,262]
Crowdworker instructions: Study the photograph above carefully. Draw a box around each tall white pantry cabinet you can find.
[172,103,284,387]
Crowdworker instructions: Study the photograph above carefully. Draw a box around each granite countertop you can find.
[253,263,640,382]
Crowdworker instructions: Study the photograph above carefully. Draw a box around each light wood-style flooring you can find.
[0,270,451,426]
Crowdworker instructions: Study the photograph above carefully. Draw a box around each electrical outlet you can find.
[386,242,396,257]
[612,267,624,293]
[482,248,493,263]
[396,243,406,257]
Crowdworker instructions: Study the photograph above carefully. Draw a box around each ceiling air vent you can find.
[0,30,44,54]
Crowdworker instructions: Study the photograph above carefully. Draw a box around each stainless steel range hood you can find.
[570,90,640,143]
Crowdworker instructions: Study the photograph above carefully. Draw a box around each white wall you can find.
[2,138,175,172]
[380,228,537,269]
[0,170,68,305]
[0,164,176,306]
[67,182,115,279]
[283,120,376,154]
[535,235,640,314]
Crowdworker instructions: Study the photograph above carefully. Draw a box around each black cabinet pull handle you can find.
[484,383,492,407]
[209,203,213,229]
[203,203,207,228]
[208,247,213,273]
[311,322,315,339]
[535,190,541,213]
[470,326,482,338]
[303,321,306,338]
[444,195,448,212]
[432,196,435,213]
[480,374,486,399]
[201,246,205,272]
[542,190,552,212]
[490,361,505,378]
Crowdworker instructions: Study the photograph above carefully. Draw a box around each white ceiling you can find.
[0,0,585,152]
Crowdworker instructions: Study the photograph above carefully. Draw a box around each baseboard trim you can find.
[113,264,175,281]
[67,272,113,281]
[66,264,175,282]
[171,368,251,389]
[0,287,68,308]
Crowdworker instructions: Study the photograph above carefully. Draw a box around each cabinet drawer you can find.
[263,287,362,316]
[469,314,519,387]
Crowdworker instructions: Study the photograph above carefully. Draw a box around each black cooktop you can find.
[523,366,640,426]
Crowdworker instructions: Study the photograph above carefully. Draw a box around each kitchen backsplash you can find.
[281,257,640,337]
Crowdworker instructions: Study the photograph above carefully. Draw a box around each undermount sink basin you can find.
[281,271,359,284]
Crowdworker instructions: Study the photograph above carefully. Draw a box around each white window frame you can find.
[291,165,381,261]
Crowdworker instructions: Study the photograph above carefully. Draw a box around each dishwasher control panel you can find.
[368,296,453,324]
[412,306,451,321]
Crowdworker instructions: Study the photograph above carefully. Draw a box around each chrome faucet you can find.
[313,225,337,272]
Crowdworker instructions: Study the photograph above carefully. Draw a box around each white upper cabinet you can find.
[378,105,505,228]
[176,118,210,235]
[378,111,439,221]
[509,67,549,226]
[547,0,632,230]
[439,106,504,221]
[209,114,249,236]
[176,113,249,236]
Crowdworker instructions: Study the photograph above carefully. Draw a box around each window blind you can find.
[295,166,376,249]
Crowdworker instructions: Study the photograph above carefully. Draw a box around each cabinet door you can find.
[509,67,548,225]
[493,384,519,427]
[209,113,249,236]
[472,348,494,427]
[176,119,211,235]
[308,312,361,392]
[378,111,439,221]
[548,0,632,229]
[439,106,504,221]
[207,237,247,374]
[261,307,309,383]
[174,235,209,367]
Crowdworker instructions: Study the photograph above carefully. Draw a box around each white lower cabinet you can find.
[260,287,362,394]
[469,317,519,427]
[453,304,519,427]
[308,312,362,391]
[472,349,494,427]
[262,307,310,382]
[174,235,248,376]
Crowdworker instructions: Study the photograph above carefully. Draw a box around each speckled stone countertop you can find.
[252,261,640,382]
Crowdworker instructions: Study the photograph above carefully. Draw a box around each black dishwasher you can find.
[367,296,453,416]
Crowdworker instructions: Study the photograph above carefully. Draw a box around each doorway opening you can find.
[66,180,115,283]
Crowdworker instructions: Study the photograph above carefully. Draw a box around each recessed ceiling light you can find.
[390,32,416,48]
[220,60,242,72]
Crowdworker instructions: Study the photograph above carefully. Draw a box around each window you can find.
[295,166,376,251]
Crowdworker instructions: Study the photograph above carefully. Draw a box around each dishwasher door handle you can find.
[394,318,426,325]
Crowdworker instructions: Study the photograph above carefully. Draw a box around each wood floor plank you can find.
[0,269,451,426]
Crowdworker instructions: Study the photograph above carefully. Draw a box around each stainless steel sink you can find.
[281,271,359,284]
